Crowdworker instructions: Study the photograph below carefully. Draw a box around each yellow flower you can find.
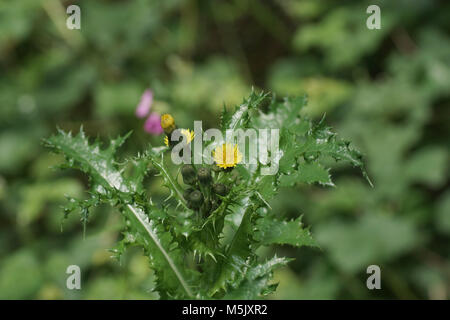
[160,114,176,133]
[164,129,195,146]
[212,143,243,169]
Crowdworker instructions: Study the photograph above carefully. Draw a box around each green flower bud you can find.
[181,164,196,185]
[213,183,228,196]
[181,164,195,177]
[197,167,211,185]
[189,190,203,208]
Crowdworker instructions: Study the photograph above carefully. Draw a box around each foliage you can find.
[44,91,368,299]
[0,0,448,300]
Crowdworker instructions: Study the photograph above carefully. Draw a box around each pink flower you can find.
[135,89,153,118]
[144,112,163,135]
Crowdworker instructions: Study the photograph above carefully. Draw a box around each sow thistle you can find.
[44,91,371,299]
[213,143,243,169]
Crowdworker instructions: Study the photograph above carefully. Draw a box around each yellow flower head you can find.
[212,143,243,169]
[160,114,176,133]
[164,129,195,146]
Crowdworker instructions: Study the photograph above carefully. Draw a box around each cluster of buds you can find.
[181,164,229,214]
[160,114,241,216]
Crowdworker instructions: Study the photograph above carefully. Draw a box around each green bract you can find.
[44,91,370,299]
[213,183,228,196]
[181,164,197,185]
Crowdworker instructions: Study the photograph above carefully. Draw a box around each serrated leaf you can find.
[299,116,372,186]
[255,175,277,201]
[279,162,334,187]
[44,128,195,298]
[251,95,307,130]
[254,216,319,248]
[209,203,255,296]
[44,128,130,193]
[223,256,292,299]
[124,204,195,298]
[221,89,267,132]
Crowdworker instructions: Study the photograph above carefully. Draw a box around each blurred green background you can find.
[0,0,449,299]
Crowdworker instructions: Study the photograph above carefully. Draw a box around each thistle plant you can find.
[44,91,370,299]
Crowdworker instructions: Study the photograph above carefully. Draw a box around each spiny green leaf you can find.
[254,216,319,248]
[109,231,136,263]
[123,204,196,298]
[221,89,267,132]
[299,116,372,186]
[251,95,307,130]
[223,256,292,299]
[279,162,334,187]
[44,128,195,298]
[209,203,255,296]
[44,128,130,193]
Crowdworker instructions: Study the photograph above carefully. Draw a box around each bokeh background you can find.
[0,0,449,299]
